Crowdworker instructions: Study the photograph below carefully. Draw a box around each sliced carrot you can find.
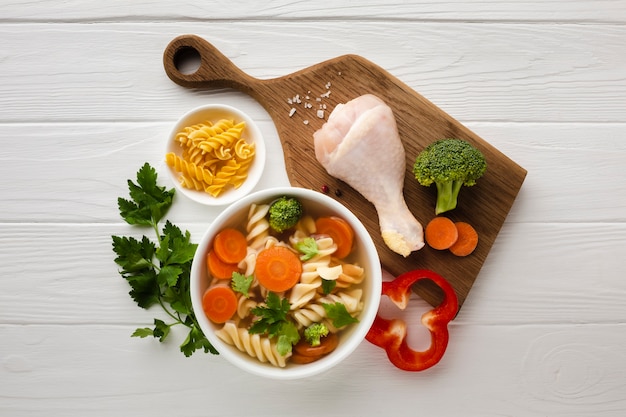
[449,221,479,257]
[290,352,321,364]
[255,246,302,292]
[202,286,238,324]
[213,228,247,264]
[293,332,339,357]
[290,332,339,364]
[315,216,354,258]
[425,216,458,250]
[206,249,240,279]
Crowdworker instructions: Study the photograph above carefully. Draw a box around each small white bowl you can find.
[165,104,266,206]
[190,187,382,379]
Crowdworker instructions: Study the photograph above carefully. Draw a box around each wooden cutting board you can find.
[163,34,527,309]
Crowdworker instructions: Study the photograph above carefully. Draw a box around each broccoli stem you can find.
[435,180,464,214]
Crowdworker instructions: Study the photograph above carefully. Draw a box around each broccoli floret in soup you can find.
[268,196,304,233]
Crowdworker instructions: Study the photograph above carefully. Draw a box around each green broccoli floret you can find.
[413,138,487,215]
[304,323,329,347]
[268,196,303,233]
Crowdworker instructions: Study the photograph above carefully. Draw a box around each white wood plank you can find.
[1,222,624,326]
[2,0,626,23]
[0,22,625,123]
[1,323,624,416]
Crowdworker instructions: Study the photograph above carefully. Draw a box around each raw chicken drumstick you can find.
[313,94,424,257]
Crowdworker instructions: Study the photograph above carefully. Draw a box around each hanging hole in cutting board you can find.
[173,46,201,75]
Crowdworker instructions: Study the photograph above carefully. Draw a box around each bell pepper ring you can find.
[365,269,459,371]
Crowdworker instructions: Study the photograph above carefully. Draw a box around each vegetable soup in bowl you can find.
[190,187,382,379]
[164,104,266,206]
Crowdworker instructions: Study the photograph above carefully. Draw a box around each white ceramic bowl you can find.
[190,187,382,379]
[165,104,265,206]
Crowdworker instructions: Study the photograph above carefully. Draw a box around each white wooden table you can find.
[2,1,625,416]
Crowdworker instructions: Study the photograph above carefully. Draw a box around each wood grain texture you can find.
[162,34,526,307]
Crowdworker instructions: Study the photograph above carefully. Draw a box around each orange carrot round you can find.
[315,216,354,258]
[425,216,458,250]
[206,249,240,279]
[255,246,302,292]
[202,286,238,324]
[213,228,247,264]
[449,222,479,256]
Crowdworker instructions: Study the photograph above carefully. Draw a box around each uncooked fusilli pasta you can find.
[166,119,255,197]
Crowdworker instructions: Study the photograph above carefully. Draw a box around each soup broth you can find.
[201,195,367,367]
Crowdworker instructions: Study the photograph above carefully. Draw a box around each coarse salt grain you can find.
[287,79,336,119]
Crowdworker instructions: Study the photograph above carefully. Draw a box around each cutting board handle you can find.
[163,34,257,93]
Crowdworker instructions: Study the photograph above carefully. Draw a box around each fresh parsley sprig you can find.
[112,163,217,357]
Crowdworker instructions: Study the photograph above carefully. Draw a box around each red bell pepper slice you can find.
[366,269,458,371]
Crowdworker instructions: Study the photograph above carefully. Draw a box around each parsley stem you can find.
[152,221,162,248]
[157,296,183,325]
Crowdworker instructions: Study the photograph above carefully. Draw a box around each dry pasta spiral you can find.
[205,158,240,197]
[183,119,234,144]
[197,122,245,153]
[166,119,255,197]
[165,152,214,186]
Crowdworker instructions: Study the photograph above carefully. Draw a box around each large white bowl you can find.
[190,187,382,379]
[165,104,265,206]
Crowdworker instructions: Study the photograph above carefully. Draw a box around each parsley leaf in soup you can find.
[231,272,254,296]
[249,292,301,355]
[323,302,359,328]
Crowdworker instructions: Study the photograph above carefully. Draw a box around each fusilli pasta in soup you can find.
[201,196,367,368]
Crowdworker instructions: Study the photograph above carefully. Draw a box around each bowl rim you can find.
[165,103,266,206]
[190,186,382,379]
